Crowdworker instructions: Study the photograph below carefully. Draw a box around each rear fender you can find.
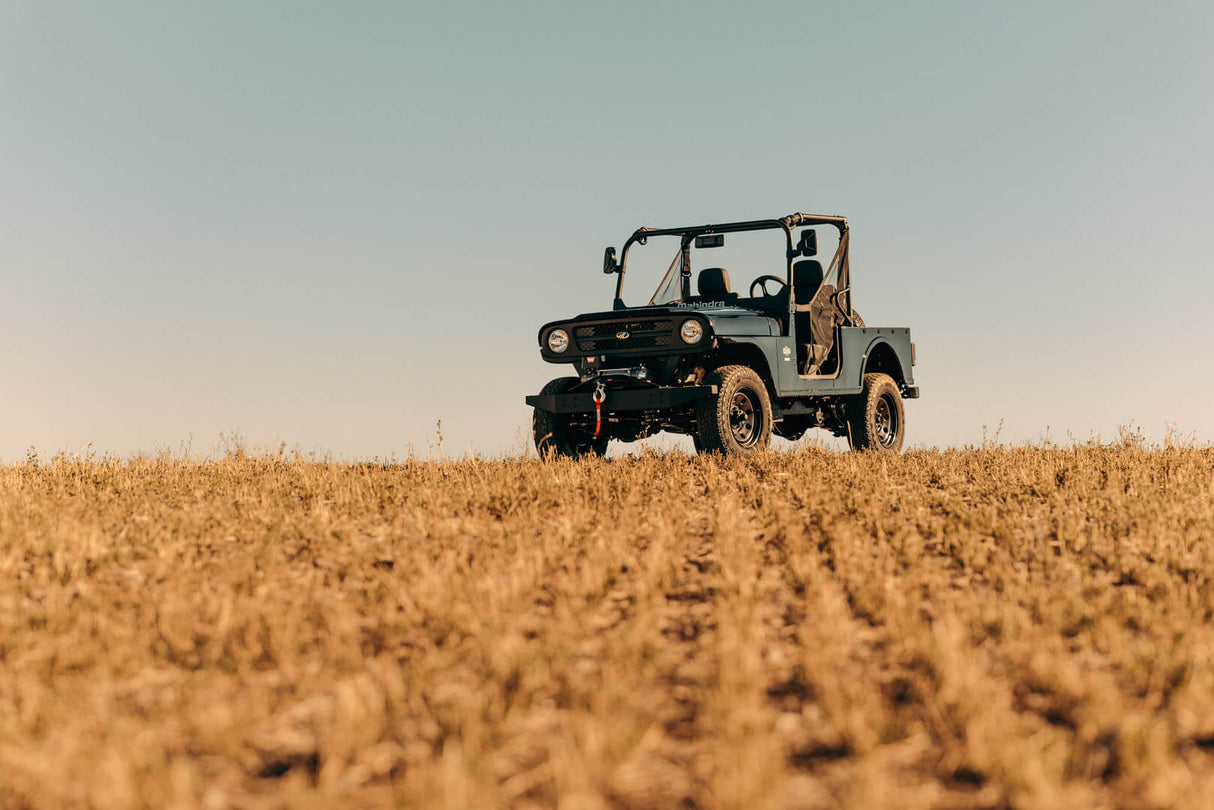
[859,337,915,391]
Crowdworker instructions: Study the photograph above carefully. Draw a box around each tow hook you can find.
[593,380,606,437]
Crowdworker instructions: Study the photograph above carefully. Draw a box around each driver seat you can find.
[793,260,823,307]
[792,260,837,374]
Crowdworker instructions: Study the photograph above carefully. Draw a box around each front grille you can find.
[574,319,676,353]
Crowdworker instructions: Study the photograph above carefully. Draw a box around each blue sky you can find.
[2,1,1212,458]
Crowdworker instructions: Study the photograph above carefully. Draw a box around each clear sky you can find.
[3,1,1212,460]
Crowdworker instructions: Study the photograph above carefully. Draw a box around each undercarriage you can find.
[526,375,853,446]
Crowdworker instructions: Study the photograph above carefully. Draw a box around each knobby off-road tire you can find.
[694,365,773,456]
[847,372,905,453]
[532,377,609,460]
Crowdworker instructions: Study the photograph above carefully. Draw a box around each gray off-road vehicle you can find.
[526,213,918,457]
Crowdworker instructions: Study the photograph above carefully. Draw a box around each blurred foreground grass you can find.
[2,444,1214,809]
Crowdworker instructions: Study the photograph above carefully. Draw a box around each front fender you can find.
[712,336,781,398]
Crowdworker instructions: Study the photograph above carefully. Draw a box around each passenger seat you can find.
[696,268,739,304]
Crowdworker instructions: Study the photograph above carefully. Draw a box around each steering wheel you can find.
[749,275,787,298]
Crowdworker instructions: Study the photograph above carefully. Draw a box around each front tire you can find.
[847,373,905,452]
[694,365,773,456]
[532,377,609,460]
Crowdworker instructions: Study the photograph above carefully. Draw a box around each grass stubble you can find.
[1,443,1213,809]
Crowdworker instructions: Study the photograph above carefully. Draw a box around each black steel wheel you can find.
[847,372,905,452]
[873,393,899,448]
[728,389,760,447]
[694,365,772,456]
[532,377,610,460]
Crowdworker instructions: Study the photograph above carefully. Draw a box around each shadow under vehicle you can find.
[525,213,919,457]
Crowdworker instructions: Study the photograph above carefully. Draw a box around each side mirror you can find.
[797,230,817,257]
[602,246,619,274]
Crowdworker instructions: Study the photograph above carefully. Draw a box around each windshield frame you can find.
[611,213,850,314]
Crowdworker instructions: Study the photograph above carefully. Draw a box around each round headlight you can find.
[547,328,570,353]
[680,319,704,344]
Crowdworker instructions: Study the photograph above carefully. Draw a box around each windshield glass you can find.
[648,244,687,306]
[622,229,802,308]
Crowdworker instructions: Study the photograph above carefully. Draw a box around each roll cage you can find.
[610,213,855,323]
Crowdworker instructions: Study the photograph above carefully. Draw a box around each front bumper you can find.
[526,385,716,414]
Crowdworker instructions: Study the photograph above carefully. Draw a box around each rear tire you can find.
[533,377,609,460]
[694,365,772,456]
[847,373,905,452]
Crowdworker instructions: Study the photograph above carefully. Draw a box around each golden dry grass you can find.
[2,443,1214,809]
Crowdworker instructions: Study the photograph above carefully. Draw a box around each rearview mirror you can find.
[797,230,817,257]
[695,234,724,249]
[602,246,619,274]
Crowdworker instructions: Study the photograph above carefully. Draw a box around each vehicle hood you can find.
[553,305,780,337]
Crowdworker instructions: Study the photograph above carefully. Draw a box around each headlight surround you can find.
[680,319,704,344]
[547,328,570,353]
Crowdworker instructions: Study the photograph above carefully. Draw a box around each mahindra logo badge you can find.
[616,331,630,340]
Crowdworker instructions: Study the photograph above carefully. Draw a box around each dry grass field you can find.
[3,442,1214,809]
